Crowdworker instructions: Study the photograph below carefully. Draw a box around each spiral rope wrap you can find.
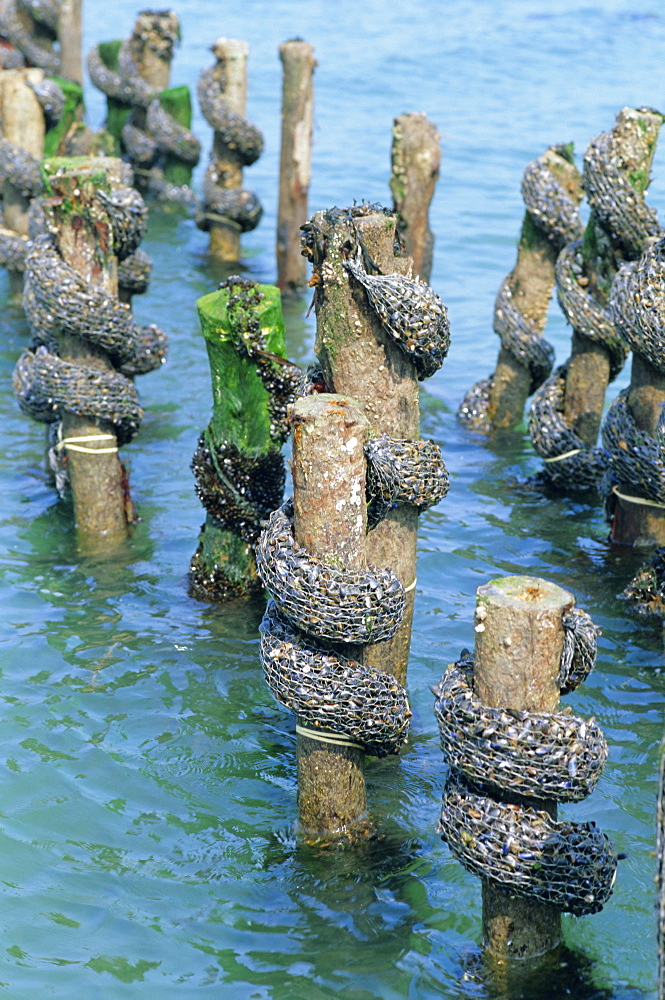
[12,183,166,455]
[601,236,665,509]
[0,0,60,75]
[195,62,264,236]
[434,610,618,915]
[365,434,449,527]
[458,151,579,431]
[583,107,663,260]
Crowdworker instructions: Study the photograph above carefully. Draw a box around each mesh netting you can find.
[343,243,450,380]
[191,434,285,546]
[437,769,617,916]
[611,235,665,373]
[365,434,449,527]
[195,60,263,235]
[0,0,60,74]
[583,107,663,260]
[520,151,584,245]
[528,365,605,492]
[433,616,605,805]
[256,501,406,645]
[601,389,665,505]
[259,600,411,758]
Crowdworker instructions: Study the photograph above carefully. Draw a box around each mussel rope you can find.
[0,0,60,75]
[457,152,583,431]
[194,62,264,236]
[434,614,619,916]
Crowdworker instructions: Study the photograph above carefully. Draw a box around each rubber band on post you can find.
[543,449,583,463]
[404,578,417,593]
[56,432,118,455]
[612,485,665,510]
[295,724,364,750]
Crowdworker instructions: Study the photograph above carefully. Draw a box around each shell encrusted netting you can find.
[343,244,450,380]
[256,502,405,645]
[365,434,449,527]
[458,149,581,432]
[259,600,411,758]
[528,364,605,492]
[611,235,665,373]
[583,107,663,260]
[437,769,617,916]
[601,389,665,505]
[195,61,263,234]
[433,610,605,804]
[433,606,618,914]
[0,0,61,74]
[191,434,285,546]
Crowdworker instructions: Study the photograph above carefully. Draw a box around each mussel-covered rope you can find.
[458,151,582,431]
[433,610,619,915]
[601,236,665,512]
[12,184,166,465]
[195,61,264,236]
[0,0,60,75]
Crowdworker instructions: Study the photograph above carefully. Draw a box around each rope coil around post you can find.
[433,609,619,916]
[12,177,166,481]
[458,147,583,432]
[0,0,60,75]
[195,55,264,238]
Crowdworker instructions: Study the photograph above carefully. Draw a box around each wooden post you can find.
[188,281,288,603]
[276,39,315,294]
[610,352,665,547]
[308,207,417,686]
[57,0,82,84]
[474,575,574,960]
[486,147,583,431]
[389,112,441,283]
[290,393,371,839]
[209,38,251,262]
[42,157,131,547]
[0,66,45,296]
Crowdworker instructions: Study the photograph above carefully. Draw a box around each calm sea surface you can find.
[2,1,665,996]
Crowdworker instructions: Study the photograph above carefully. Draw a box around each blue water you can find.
[2,1,665,996]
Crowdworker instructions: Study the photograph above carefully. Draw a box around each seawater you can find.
[2,2,665,997]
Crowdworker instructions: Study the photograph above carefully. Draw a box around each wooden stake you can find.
[276,39,315,294]
[611,352,665,547]
[290,393,370,839]
[309,207,417,685]
[57,0,82,84]
[0,67,45,296]
[487,148,583,431]
[474,575,574,960]
[389,112,441,283]
[43,157,131,548]
[208,38,250,262]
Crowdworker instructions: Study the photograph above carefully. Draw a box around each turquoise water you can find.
[2,1,665,996]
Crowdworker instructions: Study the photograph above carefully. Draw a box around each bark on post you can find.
[210,38,250,262]
[389,112,441,283]
[290,393,371,839]
[276,38,315,295]
[0,67,45,296]
[308,207,417,686]
[487,148,583,430]
[43,157,131,546]
[474,575,574,960]
[57,0,82,84]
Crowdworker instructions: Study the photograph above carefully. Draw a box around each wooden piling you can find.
[276,39,315,294]
[57,0,82,84]
[611,352,665,547]
[473,575,574,960]
[308,207,417,686]
[208,38,251,262]
[290,393,371,839]
[188,281,288,602]
[487,147,583,431]
[42,157,131,547]
[389,112,441,283]
[0,66,45,296]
